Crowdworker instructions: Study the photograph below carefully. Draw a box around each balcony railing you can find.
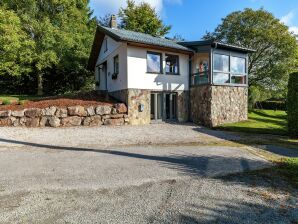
[191,72,209,86]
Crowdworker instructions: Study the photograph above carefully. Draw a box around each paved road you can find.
[0,125,296,223]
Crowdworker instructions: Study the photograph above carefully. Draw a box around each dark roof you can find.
[97,25,193,52]
[179,40,256,53]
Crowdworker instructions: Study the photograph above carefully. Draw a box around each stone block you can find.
[83,116,102,126]
[86,106,95,116]
[110,114,124,119]
[103,118,124,126]
[0,110,11,117]
[48,117,60,127]
[43,107,57,116]
[40,117,49,127]
[11,110,24,117]
[55,108,68,118]
[0,118,12,126]
[95,105,112,115]
[25,108,42,118]
[24,117,40,127]
[68,106,87,117]
[61,116,82,126]
[114,103,127,113]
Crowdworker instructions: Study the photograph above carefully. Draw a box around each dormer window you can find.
[104,38,108,52]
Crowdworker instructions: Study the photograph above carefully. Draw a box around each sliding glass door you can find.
[151,92,177,122]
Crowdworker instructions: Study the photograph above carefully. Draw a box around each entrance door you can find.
[151,92,177,122]
[165,93,177,120]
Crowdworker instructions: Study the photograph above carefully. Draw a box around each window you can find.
[104,38,108,52]
[147,52,162,73]
[114,55,119,74]
[213,53,247,85]
[192,52,210,85]
[166,54,179,75]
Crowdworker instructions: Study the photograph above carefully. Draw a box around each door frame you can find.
[150,91,178,122]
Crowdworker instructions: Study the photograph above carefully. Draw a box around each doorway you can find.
[151,92,177,122]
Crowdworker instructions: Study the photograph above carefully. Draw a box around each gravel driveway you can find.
[0,124,296,223]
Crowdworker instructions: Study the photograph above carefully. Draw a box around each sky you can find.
[89,0,298,40]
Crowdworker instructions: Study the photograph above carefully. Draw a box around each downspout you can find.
[188,54,193,122]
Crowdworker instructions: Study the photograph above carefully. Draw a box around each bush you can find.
[287,72,298,137]
[256,100,286,110]
[2,99,11,105]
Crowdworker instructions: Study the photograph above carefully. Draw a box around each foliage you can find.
[119,0,171,37]
[2,99,11,105]
[98,13,112,27]
[0,7,34,76]
[0,0,97,95]
[215,109,288,136]
[256,100,286,111]
[204,8,297,97]
[287,72,298,137]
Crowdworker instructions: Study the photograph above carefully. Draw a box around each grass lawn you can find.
[0,95,42,104]
[216,109,288,136]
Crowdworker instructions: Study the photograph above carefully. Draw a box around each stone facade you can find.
[190,85,248,127]
[0,103,128,128]
[109,89,189,125]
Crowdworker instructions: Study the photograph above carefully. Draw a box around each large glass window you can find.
[214,54,229,72]
[213,53,247,85]
[147,52,162,73]
[166,54,179,75]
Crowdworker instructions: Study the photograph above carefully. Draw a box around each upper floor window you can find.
[213,53,247,85]
[147,51,162,74]
[166,54,179,75]
[114,55,119,74]
[104,38,108,52]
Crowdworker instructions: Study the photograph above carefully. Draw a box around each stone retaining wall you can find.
[0,103,129,128]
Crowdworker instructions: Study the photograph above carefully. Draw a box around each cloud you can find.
[90,0,181,16]
[280,11,294,25]
[289,26,298,35]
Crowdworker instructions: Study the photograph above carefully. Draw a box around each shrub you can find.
[287,72,298,137]
[19,100,28,106]
[256,100,286,110]
[2,99,11,105]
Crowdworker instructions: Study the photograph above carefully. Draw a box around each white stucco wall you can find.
[127,45,189,91]
[95,35,127,92]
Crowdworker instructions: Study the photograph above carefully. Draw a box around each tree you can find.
[0,7,34,76]
[1,0,96,95]
[119,0,171,37]
[204,8,297,99]
[98,13,113,27]
[287,72,298,137]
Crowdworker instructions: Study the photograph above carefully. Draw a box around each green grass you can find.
[0,95,42,104]
[277,158,298,184]
[216,109,288,136]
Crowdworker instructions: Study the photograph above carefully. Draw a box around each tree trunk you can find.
[37,73,43,96]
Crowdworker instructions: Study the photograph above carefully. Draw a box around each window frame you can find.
[212,50,248,86]
[104,37,108,53]
[165,54,180,75]
[146,51,163,74]
[113,55,119,75]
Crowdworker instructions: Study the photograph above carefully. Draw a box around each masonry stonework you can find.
[0,104,128,128]
[190,85,248,127]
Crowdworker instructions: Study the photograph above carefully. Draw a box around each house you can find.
[88,15,255,127]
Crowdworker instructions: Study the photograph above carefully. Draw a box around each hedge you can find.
[287,72,298,137]
[255,100,286,110]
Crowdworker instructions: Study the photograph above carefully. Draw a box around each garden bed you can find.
[0,92,115,110]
